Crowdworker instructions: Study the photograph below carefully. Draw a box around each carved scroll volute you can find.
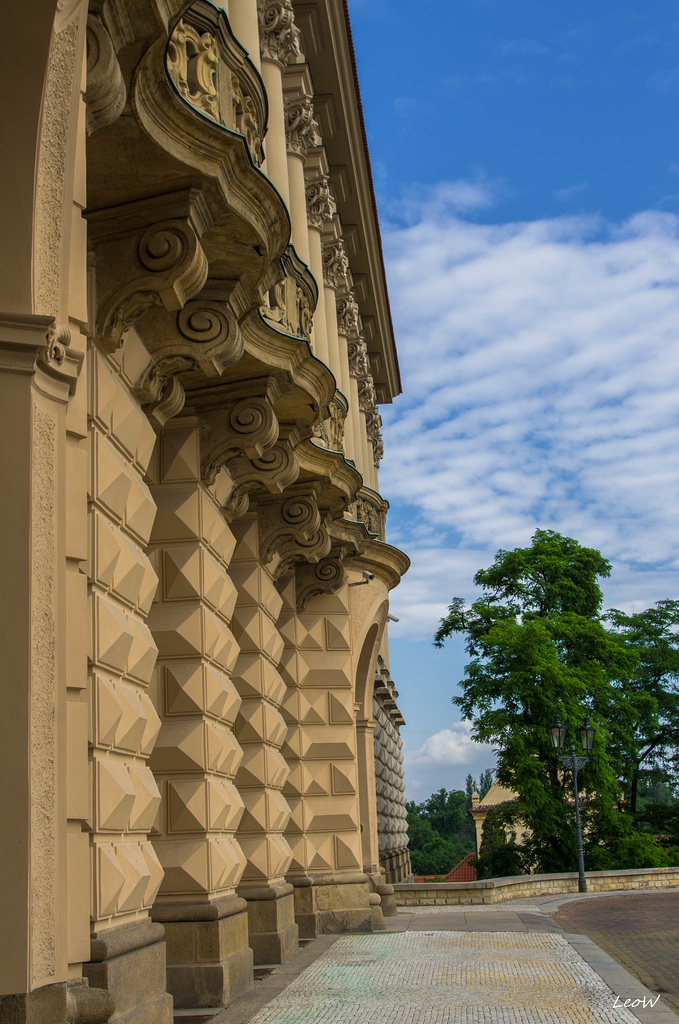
[137,292,243,384]
[296,550,347,610]
[305,173,335,231]
[285,96,320,158]
[199,391,281,485]
[322,238,350,292]
[220,436,300,521]
[86,188,212,352]
[257,489,331,574]
[257,0,301,67]
[86,15,126,135]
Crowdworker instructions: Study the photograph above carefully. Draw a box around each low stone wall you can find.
[393,866,679,906]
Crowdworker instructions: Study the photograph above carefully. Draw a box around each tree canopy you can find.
[434,530,674,874]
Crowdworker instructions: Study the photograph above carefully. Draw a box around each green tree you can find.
[405,788,476,875]
[434,530,662,873]
[474,805,525,880]
[606,600,679,813]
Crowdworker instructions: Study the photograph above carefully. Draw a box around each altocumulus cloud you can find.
[379,187,679,641]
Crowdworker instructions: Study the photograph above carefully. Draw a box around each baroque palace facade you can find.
[0,0,411,1020]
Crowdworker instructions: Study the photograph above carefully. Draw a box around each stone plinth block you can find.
[84,921,172,1024]
[239,886,298,965]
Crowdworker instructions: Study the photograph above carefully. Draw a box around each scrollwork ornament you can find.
[167,20,219,120]
[357,375,377,414]
[305,174,335,230]
[285,96,320,157]
[347,338,370,379]
[257,0,301,66]
[336,294,361,338]
[322,239,350,290]
[296,554,346,610]
[177,302,231,346]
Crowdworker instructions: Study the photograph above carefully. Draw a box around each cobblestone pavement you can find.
[209,890,679,1024]
[553,893,679,1014]
[238,931,644,1024]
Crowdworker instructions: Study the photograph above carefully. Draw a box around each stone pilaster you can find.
[146,419,252,1008]
[277,574,380,937]
[230,516,298,964]
[85,331,172,1023]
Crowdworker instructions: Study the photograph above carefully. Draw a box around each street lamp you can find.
[548,715,596,893]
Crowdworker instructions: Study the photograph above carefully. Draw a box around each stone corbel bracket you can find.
[193,377,283,485]
[87,188,212,352]
[257,484,331,575]
[221,433,301,521]
[295,544,348,611]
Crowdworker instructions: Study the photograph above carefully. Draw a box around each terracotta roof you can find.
[414,853,478,884]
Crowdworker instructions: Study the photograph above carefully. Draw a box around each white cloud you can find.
[381,189,679,642]
[407,720,493,767]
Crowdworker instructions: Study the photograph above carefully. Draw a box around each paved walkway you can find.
[554,893,679,1014]
[193,890,679,1024]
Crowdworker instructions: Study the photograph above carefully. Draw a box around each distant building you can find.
[470,782,528,853]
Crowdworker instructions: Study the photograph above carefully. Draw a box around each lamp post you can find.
[548,715,596,894]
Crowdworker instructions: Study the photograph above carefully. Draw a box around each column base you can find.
[237,884,298,965]
[365,868,397,917]
[290,873,381,935]
[151,896,253,1009]
[0,979,114,1024]
[84,920,172,1024]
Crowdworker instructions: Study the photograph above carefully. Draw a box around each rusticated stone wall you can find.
[146,419,252,1008]
[85,333,172,1023]
[374,661,411,884]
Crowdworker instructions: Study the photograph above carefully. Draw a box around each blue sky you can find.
[347,0,679,801]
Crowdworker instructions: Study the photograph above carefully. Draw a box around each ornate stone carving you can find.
[322,239,350,291]
[336,294,361,338]
[86,15,126,135]
[257,489,331,572]
[257,0,301,67]
[365,410,384,468]
[222,439,300,521]
[349,488,389,538]
[357,374,377,414]
[326,396,346,453]
[136,359,188,426]
[305,174,335,230]
[165,2,266,165]
[34,319,83,396]
[285,96,320,158]
[167,20,219,120]
[232,79,265,165]
[87,189,211,352]
[259,245,317,340]
[347,337,370,379]
[197,383,282,485]
[295,552,347,610]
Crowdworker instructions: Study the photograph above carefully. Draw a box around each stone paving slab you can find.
[238,931,646,1024]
